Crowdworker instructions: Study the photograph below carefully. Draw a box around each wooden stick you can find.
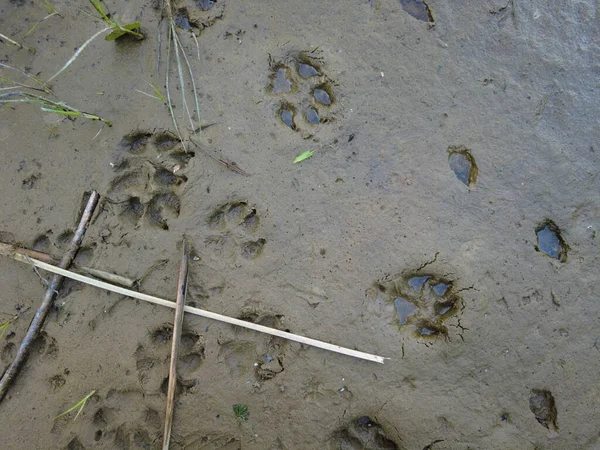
[0,191,100,401]
[0,242,135,288]
[12,256,388,364]
[162,241,189,450]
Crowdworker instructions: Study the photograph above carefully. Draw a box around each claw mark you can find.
[551,290,560,307]
[422,440,444,450]
[454,284,477,294]
[417,252,439,271]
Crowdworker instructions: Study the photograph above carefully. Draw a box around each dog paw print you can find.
[266,51,338,135]
[238,307,287,381]
[89,392,162,448]
[134,323,205,394]
[172,0,225,32]
[108,131,194,230]
[368,271,464,340]
[329,416,399,450]
[217,303,288,383]
[205,201,266,261]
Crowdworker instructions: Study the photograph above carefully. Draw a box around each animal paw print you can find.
[217,303,288,382]
[172,0,225,32]
[238,306,287,381]
[134,323,205,394]
[368,271,463,340]
[329,416,399,450]
[205,201,266,260]
[267,51,338,135]
[108,131,194,230]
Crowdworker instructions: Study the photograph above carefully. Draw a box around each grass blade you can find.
[40,0,60,15]
[24,12,60,37]
[40,106,82,117]
[88,0,111,23]
[54,390,96,421]
[173,30,201,134]
[293,150,314,164]
[105,22,143,41]
[0,91,112,126]
[165,22,185,148]
[0,33,35,53]
[0,75,49,93]
[0,316,17,339]
[172,25,193,132]
[150,83,167,105]
[47,27,111,82]
[0,63,53,92]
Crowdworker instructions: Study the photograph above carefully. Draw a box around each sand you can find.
[1,0,599,448]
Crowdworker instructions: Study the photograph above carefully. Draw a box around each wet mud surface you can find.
[1,0,599,449]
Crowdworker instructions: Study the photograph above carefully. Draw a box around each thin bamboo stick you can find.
[162,241,189,450]
[0,191,100,402]
[12,255,387,364]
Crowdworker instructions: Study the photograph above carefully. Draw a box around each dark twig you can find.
[162,240,189,450]
[0,191,99,402]
[190,137,251,176]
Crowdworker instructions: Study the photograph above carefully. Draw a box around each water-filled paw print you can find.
[266,51,338,135]
[367,271,464,340]
[108,131,194,230]
[205,201,266,261]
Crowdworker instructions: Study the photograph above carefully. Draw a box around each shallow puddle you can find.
[197,0,216,11]
[306,107,320,124]
[298,63,320,78]
[434,298,456,317]
[416,321,444,337]
[271,68,292,94]
[536,220,568,262]
[432,282,450,296]
[174,11,193,29]
[394,297,418,324]
[313,88,332,105]
[278,102,297,129]
[280,109,295,129]
[398,0,433,22]
[408,275,429,291]
[448,147,478,188]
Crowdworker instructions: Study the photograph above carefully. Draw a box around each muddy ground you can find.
[1,0,599,449]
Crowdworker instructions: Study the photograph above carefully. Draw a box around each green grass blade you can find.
[0,316,17,339]
[105,22,142,41]
[79,111,112,126]
[1,91,112,125]
[88,0,111,23]
[41,0,59,14]
[149,83,167,105]
[54,390,96,421]
[40,106,82,117]
[47,27,111,82]
[293,150,314,164]
[0,75,48,93]
[0,63,52,92]
[24,12,59,37]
